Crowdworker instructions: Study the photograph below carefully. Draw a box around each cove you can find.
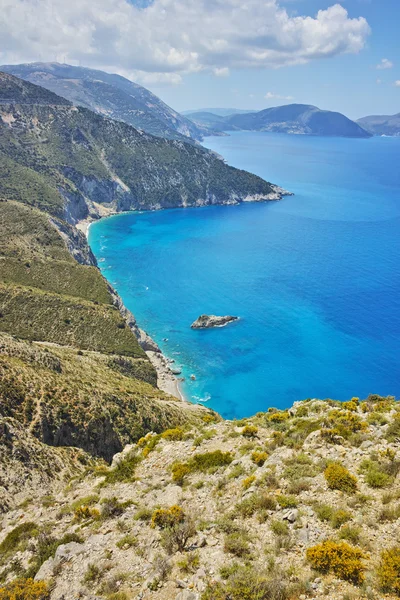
[89,131,400,418]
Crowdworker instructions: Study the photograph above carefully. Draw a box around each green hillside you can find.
[0,72,284,224]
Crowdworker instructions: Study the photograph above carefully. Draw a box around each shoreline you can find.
[75,214,185,403]
[73,189,293,405]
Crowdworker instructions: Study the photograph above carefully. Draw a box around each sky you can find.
[0,0,399,119]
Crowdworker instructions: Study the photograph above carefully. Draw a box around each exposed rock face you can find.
[191,314,239,329]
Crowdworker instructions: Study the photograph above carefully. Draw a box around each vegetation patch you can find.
[306,540,366,585]
[0,522,38,560]
[0,578,49,600]
[377,546,400,595]
[151,505,185,529]
[171,450,233,484]
[324,462,358,493]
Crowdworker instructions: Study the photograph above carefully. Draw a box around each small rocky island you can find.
[191,314,239,329]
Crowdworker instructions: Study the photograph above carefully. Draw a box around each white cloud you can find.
[0,0,371,83]
[213,67,230,78]
[395,81,400,87]
[376,78,382,85]
[376,58,393,70]
[265,92,294,101]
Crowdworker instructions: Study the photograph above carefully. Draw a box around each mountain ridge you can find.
[357,112,400,136]
[187,103,372,138]
[0,62,216,142]
[0,71,288,228]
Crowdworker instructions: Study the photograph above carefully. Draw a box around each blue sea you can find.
[89,131,400,418]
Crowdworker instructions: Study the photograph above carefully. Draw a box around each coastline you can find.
[73,186,293,405]
[75,214,185,402]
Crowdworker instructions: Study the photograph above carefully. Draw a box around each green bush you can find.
[287,479,311,494]
[338,525,362,545]
[276,494,297,508]
[359,458,393,488]
[100,497,126,518]
[103,451,141,484]
[177,551,200,573]
[134,506,152,521]
[315,503,333,522]
[235,493,276,519]
[224,532,251,557]
[160,518,196,554]
[172,451,233,484]
[0,522,38,559]
[386,416,400,442]
[330,509,351,529]
[84,563,102,583]
[190,450,233,471]
[116,534,136,549]
[270,520,289,536]
[378,504,400,523]
[24,532,83,578]
[202,564,307,600]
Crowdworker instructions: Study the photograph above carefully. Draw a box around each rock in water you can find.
[191,315,239,329]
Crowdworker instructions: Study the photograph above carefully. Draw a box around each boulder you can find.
[191,315,239,329]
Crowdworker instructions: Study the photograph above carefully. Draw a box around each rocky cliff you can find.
[0,72,288,226]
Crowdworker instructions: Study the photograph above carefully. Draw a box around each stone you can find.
[190,315,239,329]
[282,509,298,523]
[175,592,198,600]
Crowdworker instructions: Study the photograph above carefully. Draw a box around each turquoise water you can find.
[89,132,400,418]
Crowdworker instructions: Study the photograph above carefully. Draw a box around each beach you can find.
[76,214,184,403]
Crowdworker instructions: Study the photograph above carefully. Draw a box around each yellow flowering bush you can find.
[251,451,268,467]
[0,578,49,600]
[161,428,184,441]
[171,462,190,485]
[267,412,289,424]
[242,475,256,490]
[377,546,400,595]
[324,462,357,493]
[151,505,185,529]
[242,425,258,437]
[306,540,366,585]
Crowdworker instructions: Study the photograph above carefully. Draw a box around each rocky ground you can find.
[1,396,400,599]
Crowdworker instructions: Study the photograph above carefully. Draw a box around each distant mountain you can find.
[184,111,231,131]
[183,108,256,117]
[0,62,213,142]
[0,72,286,225]
[357,113,400,136]
[188,104,371,138]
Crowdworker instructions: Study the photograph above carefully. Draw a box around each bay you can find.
[89,131,400,418]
